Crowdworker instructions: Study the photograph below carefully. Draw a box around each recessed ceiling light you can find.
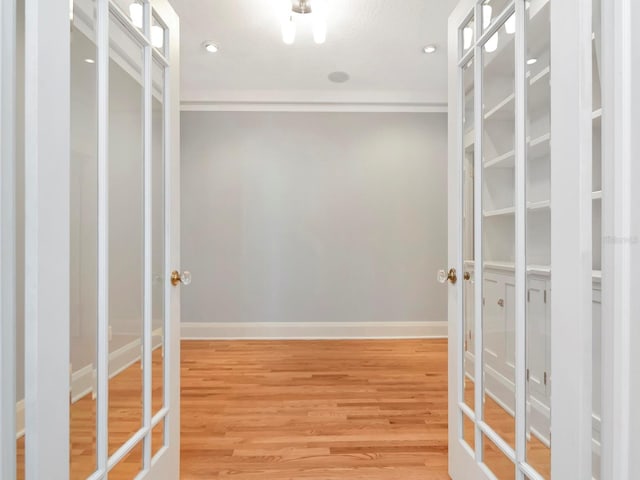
[84,58,95,64]
[328,71,350,83]
[527,58,537,65]
[203,42,219,53]
[423,45,437,54]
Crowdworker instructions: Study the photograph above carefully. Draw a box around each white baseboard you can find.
[181,321,447,340]
[70,329,163,403]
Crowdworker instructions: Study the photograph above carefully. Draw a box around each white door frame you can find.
[448,0,595,478]
[600,0,640,478]
[0,0,17,477]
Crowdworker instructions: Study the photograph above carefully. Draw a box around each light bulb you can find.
[505,13,516,34]
[484,31,499,53]
[151,25,164,49]
[282,15,296,45]
[482,4,493,30]
[313,19,327,44]
[463,27,473,50]
[129,2,143,29]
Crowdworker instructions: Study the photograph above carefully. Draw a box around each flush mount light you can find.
[84,58,95,64]
[527,58,538,65]
[423,45,437,54]
[203,42,219,53]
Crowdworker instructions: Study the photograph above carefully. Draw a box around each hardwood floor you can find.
[16,339,551,479]
[180,339,449,479]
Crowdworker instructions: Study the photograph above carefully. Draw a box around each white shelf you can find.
[593,108,602,129]
[484,133,550,169]
[484,66,550,122]
[527,200,551,211]
[484,206,516,217]
[484,200,550,218]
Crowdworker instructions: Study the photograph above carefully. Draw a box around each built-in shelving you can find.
[484,133,550,169]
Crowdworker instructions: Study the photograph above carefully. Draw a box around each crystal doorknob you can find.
[171,270,192,286]
[437,268,457,285]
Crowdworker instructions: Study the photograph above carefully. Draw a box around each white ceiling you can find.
[169,0,458,108]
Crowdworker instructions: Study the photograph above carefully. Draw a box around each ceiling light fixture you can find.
[203,42,219,53]
[281,0,328,45]
[84,58,95,64]
[484,31,499,53]
[129,1,143,29]
[505,13,516,34]
[527,58,538,65]
[423,45,437,54]
[482,4,493,30]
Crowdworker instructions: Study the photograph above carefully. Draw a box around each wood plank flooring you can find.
[180,339,450,479]
[16,339,551,479]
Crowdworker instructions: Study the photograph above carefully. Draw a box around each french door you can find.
[447,0,595,478]
[0,0,181,478]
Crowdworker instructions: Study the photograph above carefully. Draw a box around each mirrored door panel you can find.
[69,0,99,477]
[108,12,145,461]
[525,0,551,477]
[462,59,476,415]
[151,57,166,443]
[482,14,517,455]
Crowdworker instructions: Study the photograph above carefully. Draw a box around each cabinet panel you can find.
[527,278,547,400]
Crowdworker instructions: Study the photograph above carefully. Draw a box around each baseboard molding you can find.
[181,321,448,340]
[70,329,163,403]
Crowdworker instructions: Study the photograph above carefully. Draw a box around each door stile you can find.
[513,0,527,478]
[472,0,485,462]
[0,0,17,477]
[549,0,593,478]
[600,0,638,478]
[96,0,110,475]
[23,0,71,477]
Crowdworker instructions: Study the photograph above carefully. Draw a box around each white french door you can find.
[11,0,182,478]
[447,0,595,478]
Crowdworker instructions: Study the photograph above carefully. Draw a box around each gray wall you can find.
[181,111,448,325]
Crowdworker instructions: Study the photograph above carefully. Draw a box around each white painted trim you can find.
[550,0,594,477]
[181,321,447,340]
[0,0,17,475]
[180,100,448,113]
[70,364,95,404]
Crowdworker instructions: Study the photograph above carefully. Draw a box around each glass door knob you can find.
[171,270,192,286]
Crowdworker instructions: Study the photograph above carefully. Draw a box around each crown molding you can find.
[181,100,448,113]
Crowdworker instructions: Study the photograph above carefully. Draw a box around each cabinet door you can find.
[527,278,548,400]
[483,275,502,371]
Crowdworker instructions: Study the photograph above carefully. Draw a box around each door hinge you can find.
[544,371,548,385]
[527,290,530,302]
[483,297,485,306]
[464,339,468,352]
[526,368,530,381]
[544,289,547,304]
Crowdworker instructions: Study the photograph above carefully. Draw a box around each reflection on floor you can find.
[462,379,551,479]
[180,339,449,480]
[16,347,164,480]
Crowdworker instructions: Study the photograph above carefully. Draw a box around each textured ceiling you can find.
[169,0,458,106]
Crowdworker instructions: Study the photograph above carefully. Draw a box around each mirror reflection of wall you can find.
[69,1,98,476]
